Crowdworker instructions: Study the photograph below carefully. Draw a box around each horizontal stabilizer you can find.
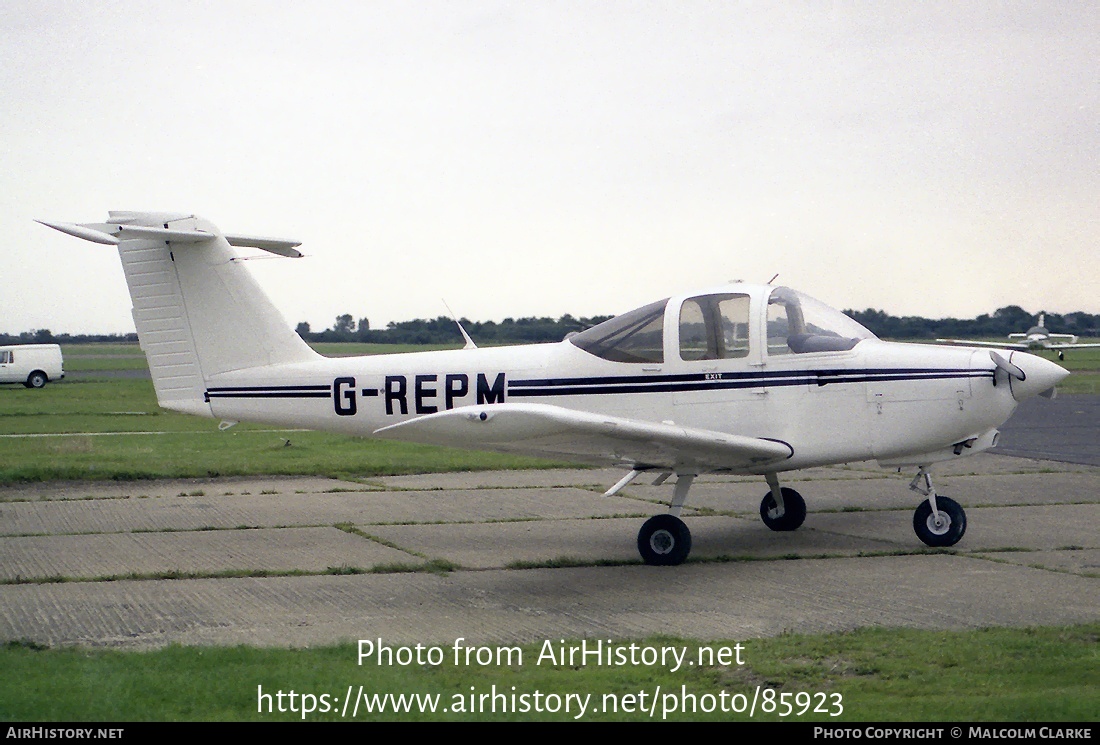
[38,219,303,257]
[35,220,119,245]
[117,225,216,242]
[225,234,304,258]
[37,219,214,245]
[374,402,793,472]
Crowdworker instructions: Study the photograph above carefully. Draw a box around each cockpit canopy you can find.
[569,285,876,364]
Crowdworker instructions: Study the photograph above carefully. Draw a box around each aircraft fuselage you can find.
[205,337,1015,473]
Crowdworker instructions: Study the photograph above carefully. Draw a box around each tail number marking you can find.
[339,373,506,417]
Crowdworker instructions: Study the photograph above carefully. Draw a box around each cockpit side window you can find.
[679,294,750,361]
[569,299,667,363]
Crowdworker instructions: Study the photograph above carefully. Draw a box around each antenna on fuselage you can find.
[767,273,780,284]
[442,299,478,350]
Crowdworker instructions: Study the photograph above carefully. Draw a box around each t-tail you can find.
[38,212,320,416]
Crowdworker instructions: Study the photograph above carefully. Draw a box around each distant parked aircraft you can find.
[937,313,1100,360]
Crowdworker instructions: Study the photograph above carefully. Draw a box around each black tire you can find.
[913,496,967,547]
[25,371,48,389]
[637,514,692,566]
[760,487,806,531]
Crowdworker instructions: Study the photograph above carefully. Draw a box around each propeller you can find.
[989,351,1025,381]
[991,350,1066,399]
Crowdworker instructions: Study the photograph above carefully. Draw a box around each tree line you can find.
[293,313,613,345]
[0,330,138,345]
[296,305,1099,345]
[843,306,1099,341]
[4,305,1097,347]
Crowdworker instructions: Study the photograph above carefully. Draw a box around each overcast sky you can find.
[2,1,1096,335]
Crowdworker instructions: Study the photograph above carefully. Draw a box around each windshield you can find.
[569,299,667,363]
[767,287,876,355]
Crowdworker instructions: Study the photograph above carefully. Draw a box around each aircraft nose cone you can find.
[1008,352,1070,401]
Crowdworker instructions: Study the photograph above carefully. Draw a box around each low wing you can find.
[935,338,1028,351]
[373,402,793,472]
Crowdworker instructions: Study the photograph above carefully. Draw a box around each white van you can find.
[0,344,65,388]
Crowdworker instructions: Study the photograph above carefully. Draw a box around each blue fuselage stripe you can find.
[506,369,991,397]
[206,385,332,400]
[203,368,993,401]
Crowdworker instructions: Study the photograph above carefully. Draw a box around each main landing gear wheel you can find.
[759,487,806,531]
[913,496,967,547]
[637,514,692,566]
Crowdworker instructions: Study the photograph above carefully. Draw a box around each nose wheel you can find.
[760,487,807,531]
[909,468,967,547]
[760,473,807,531]
[913,497,966,547]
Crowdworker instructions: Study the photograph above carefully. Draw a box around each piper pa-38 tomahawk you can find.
[40,212,1070,565]
[937,314,1100,360]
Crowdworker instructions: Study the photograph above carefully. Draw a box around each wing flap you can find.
[374,402,792,472]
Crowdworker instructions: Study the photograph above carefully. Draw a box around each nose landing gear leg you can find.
[909,467,967,547]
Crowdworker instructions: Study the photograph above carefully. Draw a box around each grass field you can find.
[2,625,1096,721]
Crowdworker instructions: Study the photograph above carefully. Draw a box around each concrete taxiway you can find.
[0,446,1096,648]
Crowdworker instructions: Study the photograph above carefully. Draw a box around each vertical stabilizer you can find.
[42,212,320,417]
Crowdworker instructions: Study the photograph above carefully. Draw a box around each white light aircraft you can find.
[39,212,1071,565]
[937,314,1100,360]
